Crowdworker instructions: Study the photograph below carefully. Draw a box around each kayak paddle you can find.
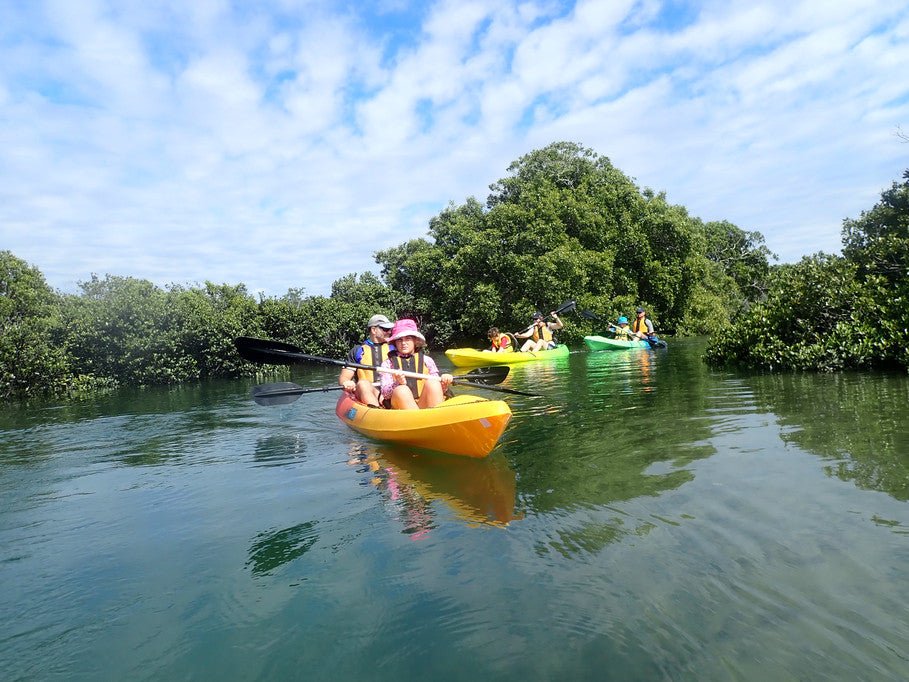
[515,299,577,335]
[236,337,541,398]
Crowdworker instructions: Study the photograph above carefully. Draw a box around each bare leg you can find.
[355,378,380,406]
[417,378,445,408]
[390,385,419,409]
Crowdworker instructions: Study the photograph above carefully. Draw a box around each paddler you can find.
[630,307,656,341]
[487,327,512,352]
[339,313,395,406]
[380,319,453,409]
[610,316,633,340]
[515,310,564,352]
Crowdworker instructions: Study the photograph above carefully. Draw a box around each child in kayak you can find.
[487,327,512,352]
[610,316,633,340]
[380,319,453,409]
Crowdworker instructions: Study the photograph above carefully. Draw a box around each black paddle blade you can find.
[555,300,577,315]
[235,336,302,365]
[579,309,600,321]
[251,382,307,406]
[462,366,510,385]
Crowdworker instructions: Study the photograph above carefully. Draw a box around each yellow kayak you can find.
[445,344,570,368]
[335,394,512,458]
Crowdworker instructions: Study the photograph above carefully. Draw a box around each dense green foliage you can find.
[376,142,772,343]
[0,251,73,397]
[0,141,789,400]
[706,170,909,371]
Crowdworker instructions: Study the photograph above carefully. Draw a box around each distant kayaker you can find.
[515,310,564,352]
[487,327,512,352]
[631,307,656,340]
[339,313,395,406]
[380,319,453,409]
[611,316,633,340]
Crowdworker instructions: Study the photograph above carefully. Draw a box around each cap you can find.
[531,311,544,320]
[367,314,394,330]
[635,307,645,314]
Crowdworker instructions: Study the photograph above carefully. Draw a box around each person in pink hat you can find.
[379,319,453,409]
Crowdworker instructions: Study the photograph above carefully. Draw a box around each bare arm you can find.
[338,367,356,389]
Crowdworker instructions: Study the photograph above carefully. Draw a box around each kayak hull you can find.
[445,344,570,368]
[584,335,652,351]
[335,393,512,458]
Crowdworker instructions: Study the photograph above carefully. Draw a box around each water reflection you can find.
[745,371,909,501]
[252,432,307,467]
[348,444,521,536]
[246,520,319,576]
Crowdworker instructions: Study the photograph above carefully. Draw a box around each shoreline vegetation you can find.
[3,143,907,401]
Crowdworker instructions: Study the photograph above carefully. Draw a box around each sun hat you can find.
[617,316,629,324]
[388,318,426,344]
[635,307,645,314]
[367,314,394,330]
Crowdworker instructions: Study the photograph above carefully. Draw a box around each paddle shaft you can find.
[516,299,575,336]
[235,337,519,387]
[238,342,445,380]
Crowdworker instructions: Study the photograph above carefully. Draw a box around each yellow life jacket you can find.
[490,334,510,351]
[388,352,426,398]
[532,323,553,342]
[632,316,652,335]
[356,342,390,383]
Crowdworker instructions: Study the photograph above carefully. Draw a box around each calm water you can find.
[2,339,908,681]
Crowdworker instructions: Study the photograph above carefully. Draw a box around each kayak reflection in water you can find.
[347,445,522,530]
[380,319,453,409]
[348,446,435,540]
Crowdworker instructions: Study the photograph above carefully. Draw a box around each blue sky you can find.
[2,0,907,298]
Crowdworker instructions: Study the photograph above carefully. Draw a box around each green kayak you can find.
[584,335,666,351]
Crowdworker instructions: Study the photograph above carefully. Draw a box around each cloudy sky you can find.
[2,0,907,298]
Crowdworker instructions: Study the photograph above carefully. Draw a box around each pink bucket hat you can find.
[388,318,426,344]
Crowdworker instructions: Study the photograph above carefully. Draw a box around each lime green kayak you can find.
[584,335,666,350]
[445,344,570,368]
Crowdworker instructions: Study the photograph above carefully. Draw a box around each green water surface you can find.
[2,339,908,681]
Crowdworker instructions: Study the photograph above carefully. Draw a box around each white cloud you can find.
[1,0,907,298]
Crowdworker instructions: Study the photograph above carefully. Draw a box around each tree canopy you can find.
[2,140,800,400]
[706,169,909,371]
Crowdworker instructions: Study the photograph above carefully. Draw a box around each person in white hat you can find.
[379,318,453,409]
[338,313,395,406]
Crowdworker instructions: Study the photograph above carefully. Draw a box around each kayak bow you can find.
[335,393,512,458]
